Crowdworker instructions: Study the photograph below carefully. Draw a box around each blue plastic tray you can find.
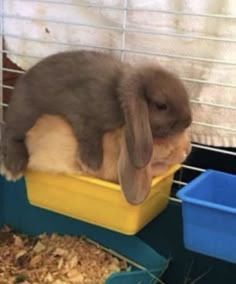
[177,170,236,264]
[0,176,168,283]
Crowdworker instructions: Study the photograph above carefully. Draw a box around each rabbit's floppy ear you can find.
[118,135,152,205]
[119,71,153,169]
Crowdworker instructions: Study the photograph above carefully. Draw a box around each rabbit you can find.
[2,50,192,182]
[1,114,191,204]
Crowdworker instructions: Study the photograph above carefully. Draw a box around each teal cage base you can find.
[0,176,167,284]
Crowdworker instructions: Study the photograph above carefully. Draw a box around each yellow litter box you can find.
[25,164,180,235]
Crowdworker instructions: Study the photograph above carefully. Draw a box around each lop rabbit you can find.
[2,50,192,183]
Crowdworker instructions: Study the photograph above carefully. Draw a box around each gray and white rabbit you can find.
[2,50,192,197]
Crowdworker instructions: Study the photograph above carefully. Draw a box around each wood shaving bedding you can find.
[0,226,127,284]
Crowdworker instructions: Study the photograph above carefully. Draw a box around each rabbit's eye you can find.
[155,102,167,111]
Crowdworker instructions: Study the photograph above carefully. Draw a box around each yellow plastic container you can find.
[25,164,180,235]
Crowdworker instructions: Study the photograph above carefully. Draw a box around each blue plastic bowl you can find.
[177,170,236,264]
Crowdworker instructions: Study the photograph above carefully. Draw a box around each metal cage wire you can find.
[0,0,235,204]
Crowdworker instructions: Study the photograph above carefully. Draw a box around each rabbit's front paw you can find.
[78,139,103,171]
[1,141,28,181]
